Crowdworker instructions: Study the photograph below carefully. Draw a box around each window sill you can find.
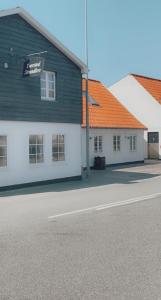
[41,97,56,102]
[29,162,44,168]
[52,160,67,166]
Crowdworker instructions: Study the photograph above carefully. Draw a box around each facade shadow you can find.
[0,162,161,198]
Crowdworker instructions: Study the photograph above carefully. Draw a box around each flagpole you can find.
[85,0,90,177]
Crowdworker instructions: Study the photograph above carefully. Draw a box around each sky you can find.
[1,0,161,86]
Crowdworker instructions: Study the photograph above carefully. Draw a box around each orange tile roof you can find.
[132,74,161,104]
[82,79,146,129]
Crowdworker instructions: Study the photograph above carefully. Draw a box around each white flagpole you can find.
[85,0,90,177]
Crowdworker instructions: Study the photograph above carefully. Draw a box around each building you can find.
[0,7,87,189]
[82,79,146,168]
[110,74,161,159]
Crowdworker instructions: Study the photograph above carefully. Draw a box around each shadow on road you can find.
[0,161,161,198]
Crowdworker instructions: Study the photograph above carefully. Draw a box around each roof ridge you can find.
[0,7,87,73]
[88,78,101,83]
[131,73,161,82]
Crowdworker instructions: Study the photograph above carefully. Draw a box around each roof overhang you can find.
[0,7,87,73]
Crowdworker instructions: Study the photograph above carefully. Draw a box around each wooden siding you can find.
[0,14,82,124]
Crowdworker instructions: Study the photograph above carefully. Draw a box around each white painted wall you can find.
[109,75,161,158]
[82,128,145,167]
[0,121,82,187]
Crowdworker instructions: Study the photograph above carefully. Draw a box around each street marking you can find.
[96,193,160,211]
[48,192,161,220]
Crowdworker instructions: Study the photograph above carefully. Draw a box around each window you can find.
[29,135,44,164]
[129,136,136,151]
[52,135,65,161]
[94,136,103,153]
[41,71,56,101]
[0,136,7,167]
[113,135,121,152]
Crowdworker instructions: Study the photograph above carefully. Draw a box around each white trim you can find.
[0,7,87,73]
[41,71,56,101]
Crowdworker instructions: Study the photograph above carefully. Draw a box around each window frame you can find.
[52,134,65,162]
[94,136,103,153]
[129,135,137,152]
[113,135,121,152]
[40,71,56,101]
[29,135,44,164]
[0,136,7,168]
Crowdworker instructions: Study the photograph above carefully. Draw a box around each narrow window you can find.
[113,135,121,152]
[40,71,56,101]
[29,135,44,164]
[0,136,7,167]
[94,136,98,153]
[130,136,137,151]
[94,136,103,153]
[52,135,65,161]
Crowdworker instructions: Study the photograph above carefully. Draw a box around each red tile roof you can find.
[82,79,146,129]
[132,74,161,104]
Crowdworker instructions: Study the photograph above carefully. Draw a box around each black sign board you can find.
[148,132,159,144]
[23,56,44,77]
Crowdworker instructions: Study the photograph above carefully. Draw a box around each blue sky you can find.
[1,0,161,85]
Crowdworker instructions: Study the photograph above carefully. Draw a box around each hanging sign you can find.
[23,56,44,77]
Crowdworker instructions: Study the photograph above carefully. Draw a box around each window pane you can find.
[0,157,7,167]
[94,136,98,152]
[29,155,36,164]
[59,144,64,153]
[133,136,136,150]
[37,135,43,145]
[0,136,7,145]
[48,73,55,81]
[0,146,7,156]
[53,152,58,161]
[29,145,36,155]
[29,135,37,145]
[59,135,64,143]
[52,145,58,153]
[99,136,103,152]
[37,154,44,163]
[59,153,65,161]
[49,82,54,89]
[37,145,43,154]
[48,90,54,99]
[52,135,58,144]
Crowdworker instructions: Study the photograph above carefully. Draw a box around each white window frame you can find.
[129,135,137,152]
[29,135,44,164]
[41,71,56,101]
[94,136,103,153]
[52,134,65,161]
[0,136,7,168]
[113,135,121,152]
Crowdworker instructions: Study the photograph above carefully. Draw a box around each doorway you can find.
[148,132,159,159]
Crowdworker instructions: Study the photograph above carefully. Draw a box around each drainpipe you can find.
[85,0,90,177]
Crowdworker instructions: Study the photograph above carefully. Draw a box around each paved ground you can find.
[0,161,161,300]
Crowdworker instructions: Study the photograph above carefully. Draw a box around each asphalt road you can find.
[0,163,161,300]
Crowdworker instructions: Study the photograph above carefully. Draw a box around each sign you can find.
[23,56,44,77]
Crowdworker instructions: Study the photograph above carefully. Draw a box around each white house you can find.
[0,7,87,189]
[110,74,161,159]
[82,79,146,168]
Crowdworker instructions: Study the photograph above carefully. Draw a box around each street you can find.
[0,162,161,300]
